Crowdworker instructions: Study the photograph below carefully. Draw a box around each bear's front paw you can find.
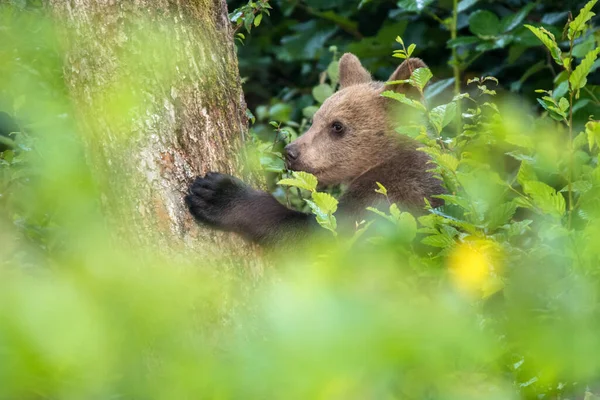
[185,172,250,230]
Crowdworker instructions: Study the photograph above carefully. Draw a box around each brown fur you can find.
[186,54,444,245]
[286,53,443,211]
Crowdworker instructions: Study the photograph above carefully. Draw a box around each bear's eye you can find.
[331,121,344,134]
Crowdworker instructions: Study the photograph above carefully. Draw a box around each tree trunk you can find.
[48,0,260,262]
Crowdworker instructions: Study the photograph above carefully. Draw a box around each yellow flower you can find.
[448,240,504,298]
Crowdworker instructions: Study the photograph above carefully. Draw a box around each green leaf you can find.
[573,34,597,58]
[568,0,598,40]
[500,3,535,33]
[587,120,600,150]
[522,180,566,217]
[269,103,292,122]
[558,97,569,113]
[437,153,460,172]
[517,161,537,187]
[397,0,434,13]
[375,182,388,196]
[305,192,338,236]
[259,156,285,173]
[302,106,319,119]
[424,78,455,101]
[433,194,471,210]
[254,13,263,27]
[277,171,318,192]
[468,10,501,38]
[524,25,563,65]
[381,91,427,111]
[409,67,433,92]
[501,219,533,237]
[421,234,455,248]
[243,13,254,32]
[367,206,394,223]
[311,192,338,215]
[486,202,517,231]
[447,36,480,48]
[312,83,334,103]
[560,180,592,194]
[305,199,338,236]
[327,61,340,85]
[569,47,600,97]
[429,102,457,134]
[390,204,417,242]
[406,43,416,57]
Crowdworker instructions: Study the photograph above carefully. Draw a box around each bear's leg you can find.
[185,172,313,245]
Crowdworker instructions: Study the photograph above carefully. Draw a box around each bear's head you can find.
[284,53,427,186]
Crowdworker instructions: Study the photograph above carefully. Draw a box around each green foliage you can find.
[233,0,598,130]
[524,24,563,65]
[2,1,600,399]
[230,0,272,34]
[278,171,339,236]
[568,0,598,40]
[570,47,600,97]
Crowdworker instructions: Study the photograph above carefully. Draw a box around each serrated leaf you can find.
[569,47,600,96]
[311,192,338,214]
[568,0,598,40]
[501,220,533,237]
[524,24,563,65]
[277,171,318,192]
[560,180,592,194]
[486,202,518,231]
[381,91,426,111]
[306,199,338,235]
[517,161,537,187]
[429,102,457,134]
[522,180,566,217]
[409,67,433,92]
[438,153,460,172]
[421,234,455,248]
[433,194,471,210]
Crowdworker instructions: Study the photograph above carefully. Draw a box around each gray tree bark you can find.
[48,0,260,263]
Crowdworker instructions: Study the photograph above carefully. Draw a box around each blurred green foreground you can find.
[2,4,600,400]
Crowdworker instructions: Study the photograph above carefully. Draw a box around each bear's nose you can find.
[285,143,299,161]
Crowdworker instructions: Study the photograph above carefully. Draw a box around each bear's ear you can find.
[384,58,429,97]
[338,53,372,89]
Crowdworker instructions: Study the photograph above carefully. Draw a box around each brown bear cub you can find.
[186,53,445,245]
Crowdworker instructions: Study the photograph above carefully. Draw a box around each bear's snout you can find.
[284,143,299,167]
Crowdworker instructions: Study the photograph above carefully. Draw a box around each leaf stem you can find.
[450,0,462,138]
[567,30,575,230]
